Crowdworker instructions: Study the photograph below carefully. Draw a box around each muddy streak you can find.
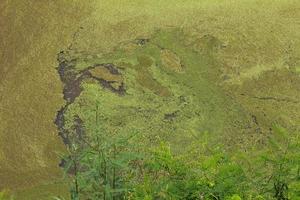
[58,115,85,171]
[54,105,70,145]
[73,115,85,140]
[91,76,126,95]
[54,51,126,147]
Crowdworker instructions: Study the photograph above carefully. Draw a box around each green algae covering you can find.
[2,1,300,198]
[55,29,273,155]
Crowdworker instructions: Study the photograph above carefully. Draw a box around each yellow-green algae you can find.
[1,1,300,199]
[60,29,264,154]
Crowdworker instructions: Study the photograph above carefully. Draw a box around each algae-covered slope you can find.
[2,1,300,198]
[56,29,265,152]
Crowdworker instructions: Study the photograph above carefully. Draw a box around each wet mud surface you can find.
[55,51,126,147]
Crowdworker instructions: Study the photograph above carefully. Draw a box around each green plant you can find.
[130,142,249,200]
[258,126,300,199]
[227,194,241,200]
[60,121,300,200]
[61,103,142,200]
[131,142,199,199]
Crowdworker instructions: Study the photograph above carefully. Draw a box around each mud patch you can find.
[55,51,126,148]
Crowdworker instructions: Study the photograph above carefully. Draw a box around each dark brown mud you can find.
[54,51,126,148]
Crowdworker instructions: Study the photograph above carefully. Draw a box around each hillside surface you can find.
[0,1,299,199]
